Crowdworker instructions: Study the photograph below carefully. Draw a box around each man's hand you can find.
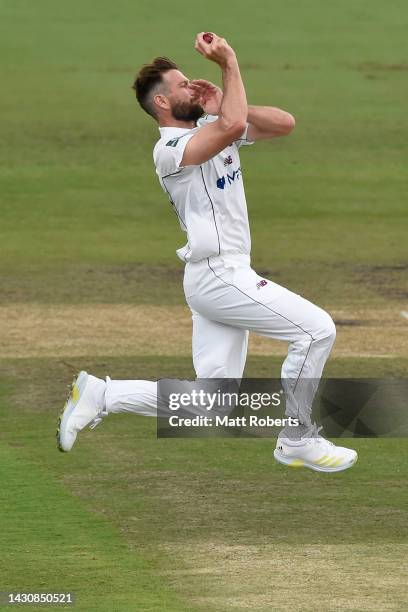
[194,32,236,67]
[189,79,223,115]
[180,32,247,167]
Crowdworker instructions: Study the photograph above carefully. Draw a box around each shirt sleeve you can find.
[235,123,255,149]
[154,133,196,178]
[196,114,218,126]
[199,116,255,148]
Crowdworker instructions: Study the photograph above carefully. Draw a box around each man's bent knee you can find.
[316,311,336,345]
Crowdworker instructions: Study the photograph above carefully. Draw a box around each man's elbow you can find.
[219,117,247,139]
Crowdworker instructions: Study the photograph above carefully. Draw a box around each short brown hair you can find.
[132,57,178,119]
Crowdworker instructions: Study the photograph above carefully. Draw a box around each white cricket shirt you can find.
[153,114,254,262]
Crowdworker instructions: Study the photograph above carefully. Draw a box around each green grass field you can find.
[1,0,407,610]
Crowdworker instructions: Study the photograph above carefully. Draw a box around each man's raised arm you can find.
[180,32,248,167]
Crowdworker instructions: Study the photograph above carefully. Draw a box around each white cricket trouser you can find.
[106,254,336,426]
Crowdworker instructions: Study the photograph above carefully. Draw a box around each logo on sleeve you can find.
[223,155,233,166]
[166,138,180,147]
[256,279,268,290]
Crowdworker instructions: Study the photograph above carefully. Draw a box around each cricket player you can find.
[57,32,357,473]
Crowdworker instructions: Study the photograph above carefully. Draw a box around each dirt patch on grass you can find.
[0,304,191,359]
[354,264,408,301]
[0,304,406,359]
[161,542,408,611]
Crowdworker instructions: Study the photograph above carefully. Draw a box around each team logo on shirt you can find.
[166,138,180,147]
[223,155,233,166]
[216,166,242,189]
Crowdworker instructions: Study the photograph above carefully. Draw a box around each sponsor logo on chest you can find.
[216,166,242,190]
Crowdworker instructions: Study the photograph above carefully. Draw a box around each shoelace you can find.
[89,416,103,430]
[301,423,333,446]
[89,406,108,430]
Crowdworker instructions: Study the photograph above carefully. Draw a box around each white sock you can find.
[85,374,108,414]
[105,377,158,417]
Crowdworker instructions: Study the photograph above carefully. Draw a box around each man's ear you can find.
[154,94,170,111]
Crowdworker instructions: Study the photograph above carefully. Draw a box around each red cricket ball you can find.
[203,32,213,44]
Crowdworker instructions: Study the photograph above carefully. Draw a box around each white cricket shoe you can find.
[57,371,107,452]
[274,424,357,473]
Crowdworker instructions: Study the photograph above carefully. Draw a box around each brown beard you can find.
[171,100,204,122]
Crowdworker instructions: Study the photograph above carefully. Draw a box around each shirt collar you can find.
[158,124,198,135]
